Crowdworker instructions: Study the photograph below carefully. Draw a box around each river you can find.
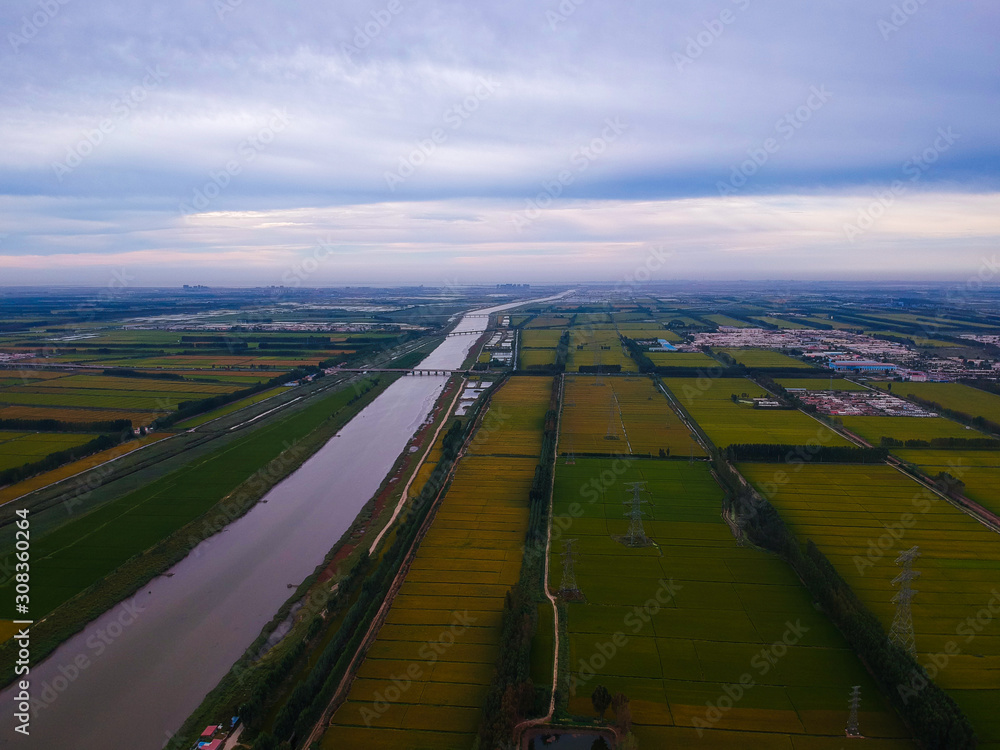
[0,295,563,749]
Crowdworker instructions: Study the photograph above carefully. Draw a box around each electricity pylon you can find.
[846,685,862,738]
[558,539,581,597]
[889,546,921,657]
[605,392,621,440]
[622,482,650,547]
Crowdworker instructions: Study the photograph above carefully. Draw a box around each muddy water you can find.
[0,295,563,750]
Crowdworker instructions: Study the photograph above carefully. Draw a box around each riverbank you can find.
[0,373,397,685]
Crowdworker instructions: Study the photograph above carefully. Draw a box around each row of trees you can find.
[478,378,560,746]
[152,366,324,429]
[0,417,132,432]
[0,428,135,488]
[712,453,976,748]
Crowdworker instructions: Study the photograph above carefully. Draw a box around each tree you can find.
[612,692,632,733]
[591,685,612,719]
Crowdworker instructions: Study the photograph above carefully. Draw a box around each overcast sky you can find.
[1,0,998,287]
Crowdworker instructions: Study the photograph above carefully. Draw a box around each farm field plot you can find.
[520,330,564,348]
[324,453,537,750]
[566,328,637,373]
[750,317,811,329]
[560,375,704,457]
[525,315,572,328]
[174,386,291,428]
[466,376,552,456]
[802,317,860,330]
[739,463,1000,746]
[875,382,1000,424]
[549,459,912,747]
[838,415,980,445]
[664,378,848,449]
[655,314,705,327]
[647,351,718,368]
[716,348,814,369]
[0,377,387,618]
[0,372,247,422]
[894,450,1000,517]
[704,314,753,328]
[24,374,240,394]
[0,431,96,471]
[619,328,681,343]
[777,378,867,391]
[92,355,332,369]
[0,433,169,506]
[519,349,557,368]
[0,404,159,427]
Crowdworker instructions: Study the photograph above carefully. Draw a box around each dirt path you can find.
[515,374,565,739]
[300,381,499,750]
[368,376,466,555]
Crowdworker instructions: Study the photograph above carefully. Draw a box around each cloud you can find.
[0,0,997,281]
[2,192,998,285]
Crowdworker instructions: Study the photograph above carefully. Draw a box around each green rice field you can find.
[664,378,848,449]
[549,459,912,748]
[717,349,814,369]
[739,463,1000,747]
[876,382,1000,424]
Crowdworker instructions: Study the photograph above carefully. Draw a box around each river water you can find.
[0,296,561,750]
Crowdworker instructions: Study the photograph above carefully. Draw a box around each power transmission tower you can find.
[621,482,650,547]
[846,685,862,738]
[889,546,921,657]
[565,452,576,465]
[558,539,581,599]
[593,348,603,386]
[605,392,621,440]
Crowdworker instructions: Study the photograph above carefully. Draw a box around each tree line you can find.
[713,452,976,748]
